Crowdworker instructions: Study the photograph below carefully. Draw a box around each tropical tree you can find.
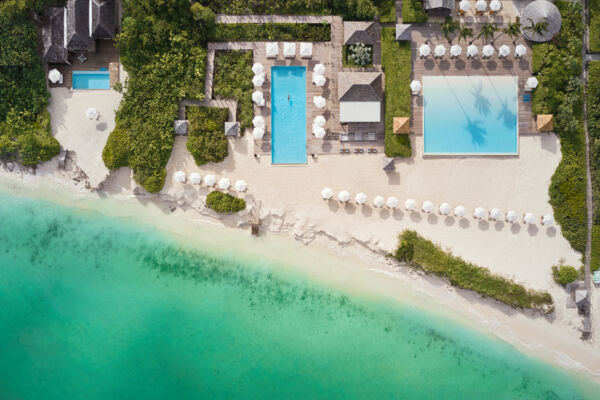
[502,17,522,44]
[525,17,549,39]
[457,25,473,44]
[440,17,460,43]
[477,22,498,43]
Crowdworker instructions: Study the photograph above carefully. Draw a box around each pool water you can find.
[423,76,518,155]
[72,71,110,90]
[271,66,307,164]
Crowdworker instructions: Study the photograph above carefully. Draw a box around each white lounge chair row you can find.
[266,42,313,59]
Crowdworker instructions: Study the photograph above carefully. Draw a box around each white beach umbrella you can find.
[314,115,326,127]
[48,68,62,83]
[454,205,466,218]
[482,45,494,58]
[312,125,326,139]
[313,96,326,109]
[252,74,264,87]
[373,195,385,208]
[218,177,231,190]
[338,190,350,203]
[515,44,527,58]
[419,44,431,58]
[422,200,434,213]
[252,127,265,140]
[266,42,278,58]
[526,76,539,89]
[300,42,313,58]
[498,45,510,58]
[314,73,326,87]
[434,45,446,58]
[410,80,422,93]
[473,206,486,219]
[439,202,451,215]
[506,210,518,223]
[489,208,502,221]
[523,212,536,225]
[355,192,367,205]
[174,171,186,183]
[189,172,202,185]
[313,63,326,75]
[204,174,216,187]
[542,214,555,227]
[252,91,265,106]
[450,44,462,57]
[476,0,487,11]
[387,196,399,209]
[490,0,501,12]
[321,187,333,200]
[252,62,264,75]
[459,0,470,12]
[467,44,478,58]
[234,179,247,192]
[405,198,417,211]
[252,115,265,128]
[85,107,99,120]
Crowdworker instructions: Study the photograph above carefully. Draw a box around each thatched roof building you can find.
[343,21,377,45]
[91,0,115,40]
[521,0,562,42]
[66,0,95,52]
[337,72,383,123]
[42,8,69,64]
[536,114,554,132]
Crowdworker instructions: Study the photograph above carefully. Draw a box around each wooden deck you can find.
[48,39,120,89]
[410,24,535,136]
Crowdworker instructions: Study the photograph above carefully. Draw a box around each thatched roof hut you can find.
[536,114,554,132]
[521,0,562,42]
[393,117,410,134]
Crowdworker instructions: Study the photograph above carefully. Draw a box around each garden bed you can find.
[186,107,229,166]
[212,50,253,129]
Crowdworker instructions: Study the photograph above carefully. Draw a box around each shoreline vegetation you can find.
[588,61,600,271]
[394,231,554,312]
[213,23,331,42]
[212,50,253,129]
[532,1,587,259]
[0,0,60,167]
[206,191,246,213]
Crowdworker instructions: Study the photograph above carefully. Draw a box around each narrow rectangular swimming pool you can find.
[423,75,518,155]
[271,66,307,164]
[72,71,110,90]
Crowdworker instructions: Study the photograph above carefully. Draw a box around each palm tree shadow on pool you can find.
[496,98,517,129]
[469,81,492,117]
[463,117,487,146]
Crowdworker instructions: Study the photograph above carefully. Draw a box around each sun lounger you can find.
[368,132,376,141]
[354,132,363,141]
[340,133,349,142]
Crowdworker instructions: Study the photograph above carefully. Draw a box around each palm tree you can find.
[457,25,473,44]
[477,22,498,44]
[525,17,549,40]
[440,18,460,43]
[502,18,522,44]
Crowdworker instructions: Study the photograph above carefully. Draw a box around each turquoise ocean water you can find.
[0,191,594,399]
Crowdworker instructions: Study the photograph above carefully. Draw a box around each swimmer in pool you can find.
[288,94,290,102]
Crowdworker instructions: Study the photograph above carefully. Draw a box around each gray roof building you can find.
[521,0,562,42]
[382,157,395,171]
[174,120,189,135]
[224,121,239,137]
[338,72,383,123]
[66,0,95,52]
[91,0,115,39]
[42,8,69,64]
[344,21,376,45]
[395,24,412,41]
[424,0,455,10]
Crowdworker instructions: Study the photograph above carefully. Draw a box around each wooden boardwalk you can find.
[410,24,536,136]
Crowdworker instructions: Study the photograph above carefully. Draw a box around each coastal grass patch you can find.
[532,1,586,254]
[381,27,412,158]
[186,106,228,165]
[394,231,554,312]
[551,264,579,286]
[206,191,246,213]
[0,1,60,167]
[591,0,600,52]
[401,0,428,23]
[213,23,331,42]
[212,50,253,130]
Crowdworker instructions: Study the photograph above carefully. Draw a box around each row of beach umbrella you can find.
[313,115,326,138]
[321,189,556,226]
[419,43,527,59]
[459,0,502,14]
[252,62,265,87]
[174,171,247,192]
[312,63,326,87]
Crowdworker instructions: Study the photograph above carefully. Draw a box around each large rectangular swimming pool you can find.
[423,75,518,155]
[72,70,110,90]
[271,66,307,164]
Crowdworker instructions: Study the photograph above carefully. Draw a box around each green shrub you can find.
[102,126,130,169]
[551,264,579,286]
[212,51,253,129]
[402,0,428,23]
[206,191,246,213]
[381,27,412,157]
[589,62,600,271]
[394,231,554,311]
[348,43,372,66]
[376,0,396,23]
[591,0,600,52]
[186,106,228,165]
[213,23,331,42]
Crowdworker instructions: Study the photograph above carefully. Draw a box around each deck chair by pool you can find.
[340,133,349,142]
[354,132,363,141]
[368,132,376,141]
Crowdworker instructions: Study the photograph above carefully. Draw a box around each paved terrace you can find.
[410,23,535,137]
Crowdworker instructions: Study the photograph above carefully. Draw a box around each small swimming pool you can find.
[423,75,518,155]
[72,70,110,90]
[271,66,307,164]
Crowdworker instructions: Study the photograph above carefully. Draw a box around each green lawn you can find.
[591,0,600,52]
[212,50,253,129]
[186,106,229,166]
[401,0,428,23]
[381,27,412,157]
[394,231,554,312]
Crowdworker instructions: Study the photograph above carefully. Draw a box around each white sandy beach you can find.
[4,117,599,385]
